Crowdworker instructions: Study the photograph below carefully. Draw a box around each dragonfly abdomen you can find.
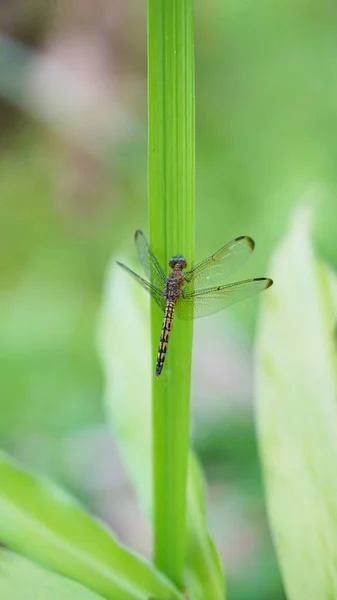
[155,301,175,377]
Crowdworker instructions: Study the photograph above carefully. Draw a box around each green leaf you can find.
[0,451,182,600]
[0,548,106,600]
[255,207,337,600]
[99,263,224,600]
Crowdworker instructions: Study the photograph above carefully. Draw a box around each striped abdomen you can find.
[155,301,175,377]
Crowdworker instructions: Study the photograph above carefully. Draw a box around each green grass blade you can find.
[255,207,337,600]
[0,549,106,600]
[0,451,182,600]
[148,0,195,588]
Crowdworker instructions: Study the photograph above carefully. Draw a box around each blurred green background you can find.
[1,0,337,598]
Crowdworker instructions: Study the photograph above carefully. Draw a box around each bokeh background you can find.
[1,1,337,598]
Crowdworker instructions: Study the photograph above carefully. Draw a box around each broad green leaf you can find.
[255,207,337,600]
[0,548,106,600]
[98,262,224,600]
[0,451,182,600]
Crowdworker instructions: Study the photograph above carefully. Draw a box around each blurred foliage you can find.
[256,210,337,600]
[1,0,337,598]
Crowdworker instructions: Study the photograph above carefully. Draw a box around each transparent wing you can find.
[183,236,255,291]
[134,230,166,289]
[175,277,273,320]
[117,261,166,312]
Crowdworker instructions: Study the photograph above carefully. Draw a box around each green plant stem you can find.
[148,0,195,589]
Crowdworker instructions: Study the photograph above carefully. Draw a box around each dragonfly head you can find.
[169,255,188,270]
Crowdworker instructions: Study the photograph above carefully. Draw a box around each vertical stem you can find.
[148,0,195,589]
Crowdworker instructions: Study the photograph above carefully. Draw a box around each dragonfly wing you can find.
[175,277,273,320]
[183,236,255,291]
[117,261,166,312]
[134,230,166,289]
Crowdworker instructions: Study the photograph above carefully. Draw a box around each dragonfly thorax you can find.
[164,273,184,302]
[168,255,188,270]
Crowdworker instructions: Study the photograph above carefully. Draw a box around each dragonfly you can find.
[117,230,273,377]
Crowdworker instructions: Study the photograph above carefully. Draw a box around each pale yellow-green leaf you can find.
[0,549,106,600]
[255,207,337,600]
[98,260,224,600]
[98,262,152,513]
